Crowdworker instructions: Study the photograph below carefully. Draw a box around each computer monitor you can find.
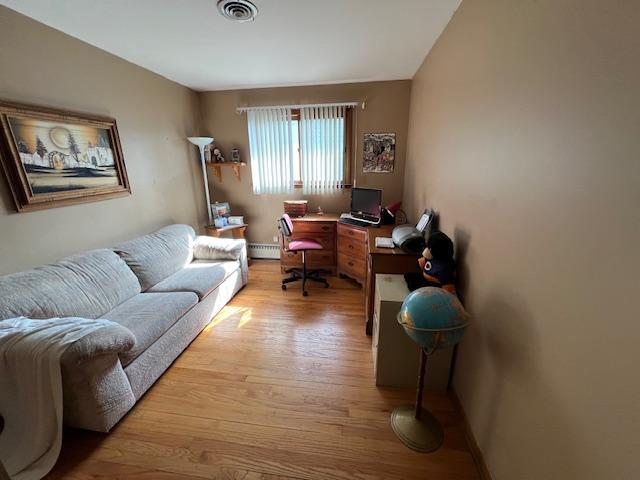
[350,187,382,220]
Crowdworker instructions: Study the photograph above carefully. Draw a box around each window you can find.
[245,104,353,195]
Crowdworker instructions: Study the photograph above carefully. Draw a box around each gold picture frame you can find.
[0,100,130,212]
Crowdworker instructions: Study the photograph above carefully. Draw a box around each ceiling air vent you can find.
[217,0,258,23]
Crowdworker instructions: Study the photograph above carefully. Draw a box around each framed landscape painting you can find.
[0,101,130,211]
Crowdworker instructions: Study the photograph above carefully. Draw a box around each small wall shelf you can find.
[208,162,246,182]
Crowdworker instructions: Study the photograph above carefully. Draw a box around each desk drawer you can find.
[292,221,335,234]
[281,250,300,266]
[285,232,335,251]
[337,235,367,258]
[307,250,335,268]
[337,223,367,242]
[338,252,367,280]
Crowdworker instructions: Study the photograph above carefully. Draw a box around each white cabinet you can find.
[372,274,454,391]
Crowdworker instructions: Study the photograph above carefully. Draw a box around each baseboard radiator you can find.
[247,243,280,259]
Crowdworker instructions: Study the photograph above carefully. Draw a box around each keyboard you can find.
[338,214,381,228]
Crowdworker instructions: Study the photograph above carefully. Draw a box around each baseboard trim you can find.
[450,389,493,480]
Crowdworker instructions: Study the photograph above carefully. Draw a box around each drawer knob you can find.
[348,245,354,249]
[348,261,354,266]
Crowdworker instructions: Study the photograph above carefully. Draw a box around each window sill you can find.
[293,183,353,189]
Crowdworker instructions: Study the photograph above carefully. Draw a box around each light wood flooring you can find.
[47,260,480,480]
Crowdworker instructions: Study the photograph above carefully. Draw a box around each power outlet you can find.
[272,236,278,243]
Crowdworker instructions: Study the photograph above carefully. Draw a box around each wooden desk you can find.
[280,214,339,275]
[290,213,340,223]
[205,224,247,239]
[365,225,421,335]
[278,214,421,335]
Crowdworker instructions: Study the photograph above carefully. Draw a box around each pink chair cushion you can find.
[288,238,323,251]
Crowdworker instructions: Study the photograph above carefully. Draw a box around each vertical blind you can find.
[299,106,345,195]
[246,104,349,195]
[247,108,295,194]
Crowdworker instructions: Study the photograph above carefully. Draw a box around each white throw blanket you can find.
[0,317,118,480]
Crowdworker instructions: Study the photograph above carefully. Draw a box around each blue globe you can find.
[398,287,470,350]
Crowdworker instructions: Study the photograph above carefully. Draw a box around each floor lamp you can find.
[188,136,214,225]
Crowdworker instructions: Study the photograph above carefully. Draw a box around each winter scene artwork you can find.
[363,132,396,173]
[9,116,118,193]
[0,102,130,211]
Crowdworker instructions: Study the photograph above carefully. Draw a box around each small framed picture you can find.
[211,201,231,218]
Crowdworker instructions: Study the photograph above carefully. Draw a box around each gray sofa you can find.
[0,224,248,432]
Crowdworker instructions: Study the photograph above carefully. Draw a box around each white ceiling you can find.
[1,0,460,92]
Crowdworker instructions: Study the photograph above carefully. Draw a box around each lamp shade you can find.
[187,136,214,148]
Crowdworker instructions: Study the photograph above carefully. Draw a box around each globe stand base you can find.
[390,405,444,453]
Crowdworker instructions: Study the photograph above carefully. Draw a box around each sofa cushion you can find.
[113,224,196,291]
[0,249,141,320]
[147,260,239,300]
[99,291,198,366]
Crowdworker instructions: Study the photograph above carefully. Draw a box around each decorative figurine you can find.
[213,148,225,163]
[417,231,457,295]
[204,143,214,163]
[231,147,240,163]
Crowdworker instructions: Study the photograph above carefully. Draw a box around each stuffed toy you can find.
[418,231,457,294]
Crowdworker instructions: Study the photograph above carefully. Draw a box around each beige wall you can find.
[0,6,205,275]
[199,81,411,244]
[404,0,639,478]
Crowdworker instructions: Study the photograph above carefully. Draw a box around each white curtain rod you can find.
[236,101,362,113]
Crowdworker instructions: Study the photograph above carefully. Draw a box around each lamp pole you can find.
[187,137,214,225]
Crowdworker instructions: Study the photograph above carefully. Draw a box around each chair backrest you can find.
[277,214,294,251]
[278,213,294,237]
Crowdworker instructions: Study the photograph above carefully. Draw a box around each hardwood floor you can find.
[47,260,480,480]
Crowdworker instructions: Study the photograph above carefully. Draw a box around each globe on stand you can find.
[391,287,470,453]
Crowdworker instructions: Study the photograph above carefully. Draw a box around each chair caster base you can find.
[281,284,287,290]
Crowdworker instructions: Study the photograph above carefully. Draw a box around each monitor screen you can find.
[350,188,382,219]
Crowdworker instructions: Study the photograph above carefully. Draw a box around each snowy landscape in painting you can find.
[9,116,118,193]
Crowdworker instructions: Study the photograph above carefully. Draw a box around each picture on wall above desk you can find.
[0,101,130,212]
[363,132,395,173]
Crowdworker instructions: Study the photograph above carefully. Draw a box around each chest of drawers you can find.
[337,222,368,286]
[279,215,337,275]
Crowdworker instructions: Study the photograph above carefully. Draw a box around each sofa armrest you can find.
[193,236,248,285]
[193,236,246,261]
[60,324,136,432]
[61,324,135,365]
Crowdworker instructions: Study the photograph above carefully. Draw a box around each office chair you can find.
[278,213,329,296]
